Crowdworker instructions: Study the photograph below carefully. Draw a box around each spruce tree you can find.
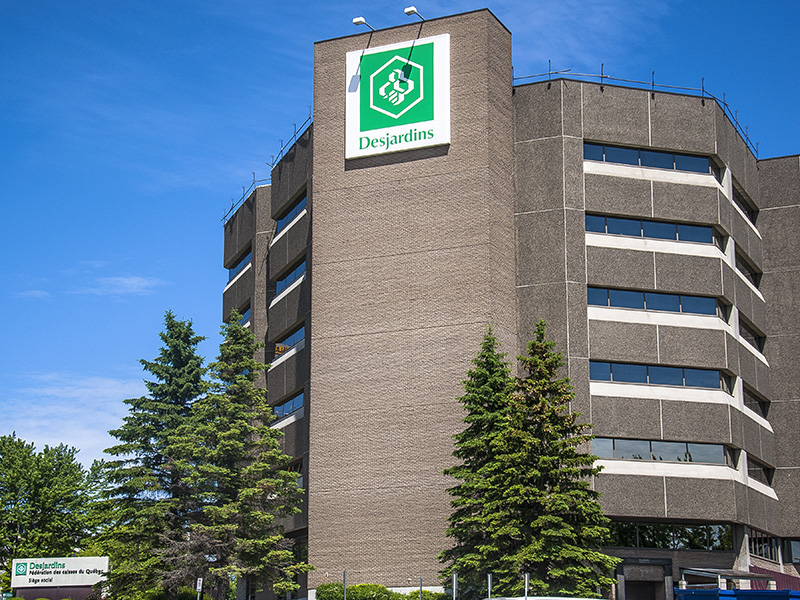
[165,312,311,599]
[440,321,618,599]
[96,311,207,598]
[439,327,514,598]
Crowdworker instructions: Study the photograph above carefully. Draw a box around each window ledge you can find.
[268,338,305,371]
[270,208,307,247]
[224,261,252,292]
[270,273,306,308]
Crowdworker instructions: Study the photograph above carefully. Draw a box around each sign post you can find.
[196,577,203,600]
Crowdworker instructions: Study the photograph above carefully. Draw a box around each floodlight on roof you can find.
[352,16,375,31]
[404,6,425,20]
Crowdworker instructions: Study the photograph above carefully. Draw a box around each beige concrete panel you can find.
[513,80,564,142]
[765,335,800,402]
[754,359,771,400]
[660,401,730,444]
[649,92,716,155]
[654,253,723,297]
[729,406,744,450]
[657,326,727,370]
[737,344,757,386]
[564,135,585,210]
[774,468,800,537]
[587,246,656,290]
[596,474,665,519]
[585,174,651,217]
[581,83,649,147]
[759,155,800,210]
[591,396,661,440]
[517,283,568,359]
[516,136,566,213]
[763,276,800,338]
[652,181,719,225]
[566,280,589,358]
[267,283,309,344]
[561,79,583,139]
[222,267,255,321]
[568,356,591,417]
[665,478,736,521]
[516,209,567,285]
[223,193,256,267]
[746,485,780,534]
[761,206,800,269]
[589,320,658,364]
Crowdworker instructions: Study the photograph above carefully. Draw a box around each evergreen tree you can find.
[95,311,207,599]
[0,434,97,592]
[439,327,514,598]
[440,321,618,599]
[164,312,311,600]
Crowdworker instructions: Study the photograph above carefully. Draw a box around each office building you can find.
[222,9,800,600]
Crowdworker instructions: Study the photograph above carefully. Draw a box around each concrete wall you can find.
[308,9,515,588]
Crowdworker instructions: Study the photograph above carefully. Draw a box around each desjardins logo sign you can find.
[345,34,450,159]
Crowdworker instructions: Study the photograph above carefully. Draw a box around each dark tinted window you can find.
[687,443,725,464]
[585,214,606,233]
[593,438,614,458]
[645,292,680,312]
[684,368,720,389]
[643,220,677,240]
[640,150,674,169]
[614,439,651,460]
[652,441,687,462]
[681,295,717,315]
[612,363,648,383]
[605,146,639,165]
[587,287,608,306]
[674,525,709,550]
[584,143,604,161]
[607,217,641,236]
[678,224,713,243]
[609,289,645,309]
[648,366,684,386]
[675,154,710,174]
[589,361,611,381]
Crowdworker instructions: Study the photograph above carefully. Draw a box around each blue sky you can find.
[2,0,798,466]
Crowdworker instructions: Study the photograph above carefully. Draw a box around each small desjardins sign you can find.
[345,34,450,159]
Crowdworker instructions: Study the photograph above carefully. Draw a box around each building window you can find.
[238,305,251,326]
[276,193,307,234]
[749,528,780,562]
[608,521,733,551]
[588,287,720,317]
[735,251,762,288]
[227,248,252,281]
[739,317,766,352]
[586,214,719,246]
[743,386,770,418]
[594,438,732,466]
[275,259,306,296]
[747,458,774,486]
[286,459,304,490]
[732,182,758,225]
[274,391,304,421]
[275,324,305,357]
[584,142,720,179]
[590,361,727,391]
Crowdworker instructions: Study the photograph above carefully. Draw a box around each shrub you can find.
[317,583,345,600]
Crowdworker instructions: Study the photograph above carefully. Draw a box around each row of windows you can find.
[274,392,304,421]
[749,529,780,562]
[228,248,252,282]
[608,521,733,551]
[584,143,719,178]
[588,286,719,316]
[740,318,766,352]
[239,306,251,326]
[276,193,307,235]
[744,387,770,418]
[275,259,306,296]
[736,251,762,288]
[590,361,724,390]
[594,438,730,465]
[733,185,758,225]
[275,324,305,357]
[748,458,773,486]
[586,214,716,245]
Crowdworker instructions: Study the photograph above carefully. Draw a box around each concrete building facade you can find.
[222,9,800,600]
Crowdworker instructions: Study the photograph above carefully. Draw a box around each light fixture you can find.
[404,6,425,20]
[352,16,375,31]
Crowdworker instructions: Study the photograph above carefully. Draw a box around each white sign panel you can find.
[345,34,450,159]
[11,556,108,588]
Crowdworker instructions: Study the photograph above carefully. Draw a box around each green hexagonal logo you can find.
[359,41,434,132]
[370,56,424,119]
[15,562,27,576]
